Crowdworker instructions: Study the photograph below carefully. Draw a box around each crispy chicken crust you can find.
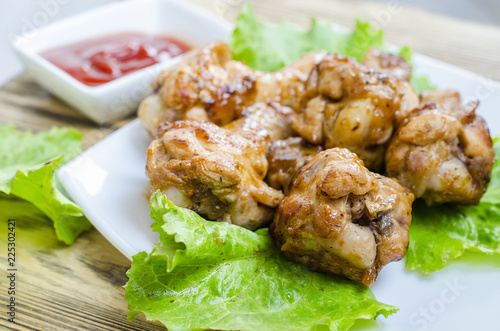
[271,148,414,286]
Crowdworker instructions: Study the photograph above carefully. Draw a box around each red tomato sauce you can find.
[41,32,191,86]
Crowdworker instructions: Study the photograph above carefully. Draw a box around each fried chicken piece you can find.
[292,54,418,170]
[271,148,414,286]
[139,41,258,136]
[223,102,294,141]
[362,48,412,82]
[386,101,495,205]
[266,137,322,194]
[146,120,284,230]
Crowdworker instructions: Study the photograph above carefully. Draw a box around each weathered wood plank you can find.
[0,197,164,330]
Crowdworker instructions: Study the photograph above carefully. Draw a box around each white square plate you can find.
[57,25,500,331]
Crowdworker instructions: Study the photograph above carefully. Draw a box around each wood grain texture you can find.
[0,196,165,330]
[0,0,499,330]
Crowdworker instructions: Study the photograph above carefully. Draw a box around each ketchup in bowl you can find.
[40,32,191,86]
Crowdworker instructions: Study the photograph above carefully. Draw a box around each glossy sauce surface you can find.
[41,32,191,86]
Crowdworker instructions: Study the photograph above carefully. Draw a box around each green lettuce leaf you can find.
[230,4,348,72]
[410,74,437,95]
[0,125,91,244]
[406,139,500,273]
[0,193,66,249]
[343,20,384,62]
[229,4,434,93]
[125,193,397,331]
[398,46,412,62]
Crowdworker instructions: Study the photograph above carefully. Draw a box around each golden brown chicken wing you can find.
[271,148,414,286]
[266,137,322,194]
[386,100,495,205]
[139,41,258,136]
[292,54,418,170]
[146,120,284,230]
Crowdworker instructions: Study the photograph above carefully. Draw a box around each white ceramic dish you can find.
[56,11,500,330]
[58,52,500,330]
[11,0,231,124]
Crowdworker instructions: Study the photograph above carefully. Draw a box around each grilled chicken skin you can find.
[386,97,495,205]
[146,120,284,230]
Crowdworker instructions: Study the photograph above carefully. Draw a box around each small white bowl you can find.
[11,0,232,124]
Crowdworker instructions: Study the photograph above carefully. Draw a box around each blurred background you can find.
[367,0,500,24]
[1,0,499,86]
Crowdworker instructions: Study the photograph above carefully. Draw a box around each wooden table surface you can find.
[1,0,499,330]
